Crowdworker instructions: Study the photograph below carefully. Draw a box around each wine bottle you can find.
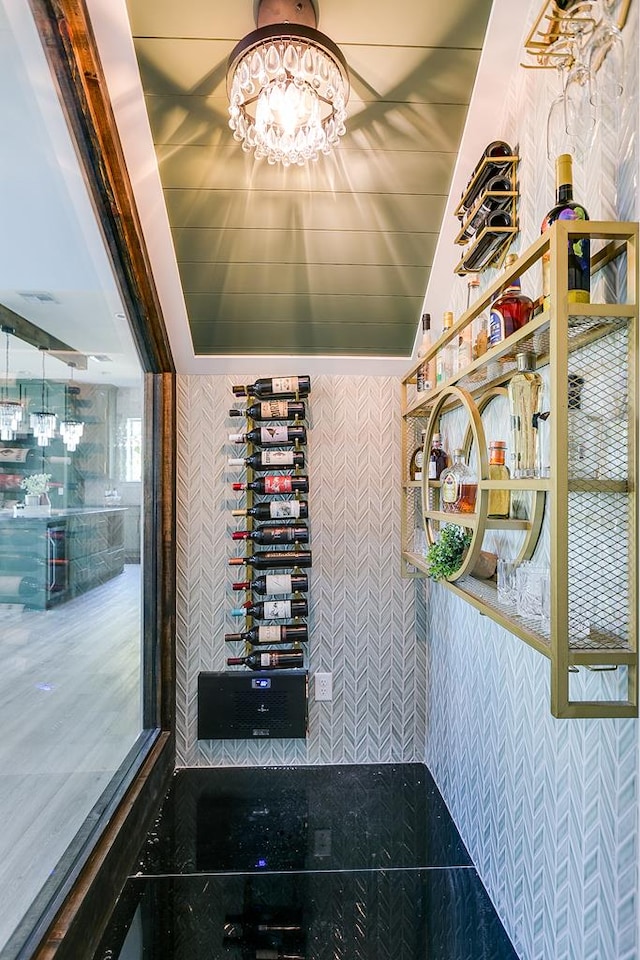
[232,525,309,545]
[459,175,513,241]
[463,211,512,272]
[232,376,311,399]
[232,501,308,520]
[229,425,307,446]
[428,432,448,479]
[228,451,305,471]
[541,154,590,304]
[436,312,454,385]
[225,624,308,644]
[459,141,514,215]
[409,430,426,481]
[228,550,312,569]
[229,400,306,421]
[232,573,309,594]
[231,598,308,619]
[227,650,304,670]
[232,475,309,494]
[488,253,534,347]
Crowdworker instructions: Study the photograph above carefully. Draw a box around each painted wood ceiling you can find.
[125,0,493,357]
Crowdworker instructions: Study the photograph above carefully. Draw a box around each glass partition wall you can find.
[0,2,170,957]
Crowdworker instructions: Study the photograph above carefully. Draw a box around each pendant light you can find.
[227,0,349,166]
[29,347,57,447]
[0,325,23,441]
[59,362,84,452]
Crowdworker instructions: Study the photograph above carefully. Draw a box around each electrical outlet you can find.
[315,672,332,701]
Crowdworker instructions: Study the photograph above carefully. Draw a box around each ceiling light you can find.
[30,347,57,447]
[0,326,23,441]
[227,0,349,167]
[59,363,84,453]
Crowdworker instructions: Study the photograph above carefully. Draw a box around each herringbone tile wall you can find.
[425,2,639,959]
[176,374,426,767]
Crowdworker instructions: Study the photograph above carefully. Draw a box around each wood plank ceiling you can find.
[125,0,493,357]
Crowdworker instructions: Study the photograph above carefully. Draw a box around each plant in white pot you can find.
[21,473,52,506]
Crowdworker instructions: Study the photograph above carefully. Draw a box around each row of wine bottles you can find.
[227,376,312,671]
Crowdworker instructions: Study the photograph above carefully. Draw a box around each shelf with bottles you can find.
[401,220,638,718]
[453,142,520,276]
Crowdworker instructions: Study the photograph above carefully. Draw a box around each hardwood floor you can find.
[0,565,142,955]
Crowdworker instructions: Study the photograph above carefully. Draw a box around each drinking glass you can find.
[516,563,550,622]
[497,559,518,606]
[588,0,624,105]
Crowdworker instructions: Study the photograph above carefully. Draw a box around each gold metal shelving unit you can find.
[401,220,638,719]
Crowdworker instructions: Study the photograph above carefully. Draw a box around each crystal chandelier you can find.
[0,325,22,441]
[227,0,349,166]
[30,347,57,447]
[59,363,84,452]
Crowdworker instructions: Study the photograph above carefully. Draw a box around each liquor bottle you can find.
[232,376,311,399]
[463,210,512,272]
[231,598,308,619]
[472,315,488,360]
[229,400,306,421]
[224,908,304,943]
[416,313,433,392]
[409,430,427,481]
[227,650,304,670]
[225,624,308,644]
[232,525,309,545]
[459,175,513,241]
[428,432,448,479]
[232,573,309,594]
[228,550,312,569]
[507,352,542,478]
[232,501,308,520]
[436,312,455,385]
[440,448,477,513]
[488,253,534,347]
[228,451,305,471]
[456,332,472,372]
[487,440,510,518]
[229,425,307,446]
[541,154,590,304]
[233,475,309,494]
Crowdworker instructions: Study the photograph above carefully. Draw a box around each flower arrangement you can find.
[21,473,51,497]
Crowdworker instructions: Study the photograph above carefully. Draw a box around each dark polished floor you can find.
[93,764,518,960]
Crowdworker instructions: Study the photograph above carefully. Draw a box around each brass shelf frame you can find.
[401,220,639,719]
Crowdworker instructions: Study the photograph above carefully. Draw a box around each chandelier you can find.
[227,0,349,166]
[59,362,84,452]
[30,347,57,447]
[0,325,22,441]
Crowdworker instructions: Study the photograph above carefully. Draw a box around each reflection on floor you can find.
[94,764,519,959]
[0,564,142,959]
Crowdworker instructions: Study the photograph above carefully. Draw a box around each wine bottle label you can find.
[441,474,458,504]
[264,574,292,594]
[259,653,273,667]
[260,400,289,418]
[257,625,282,643]
[263,600,291,619]
[489,307,506,346]
[272,377,297,393]
[428,459,437,479]
[261,450,295,465]
[260,426,289,444]
[269,501,301,518]
[263,476,293,493]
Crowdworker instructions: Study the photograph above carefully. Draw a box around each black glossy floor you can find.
[93,764,519,960]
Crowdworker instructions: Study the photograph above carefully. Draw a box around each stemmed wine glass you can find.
[588,0,625,105]
[546,61,570,161]
[563,35,597,157]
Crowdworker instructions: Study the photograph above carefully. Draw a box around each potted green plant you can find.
[21,473,52,506]
[426,523,497,581]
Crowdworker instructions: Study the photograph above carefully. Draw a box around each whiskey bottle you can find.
[456,332,472,372]
[440,448,477,513]
[225,624,308,644]
[232,501,308,520]
[472,315,488,360]
[232,573,309,594]
[228,451,305,470]
[507,352,542,478]
[229,400,306,420]
[409,430,427,481]
[227,650,304,670]
[228,550,312,569]
[232,525,309,545]
[232,376,311,399]
[488,253,534,347]
[230,598,308,619]
[487,440,510,518]
[541,154,590,304]
[229,425,307,446]
[428,432,448,479]
[436,312,455,385]
[233,475,309,494]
